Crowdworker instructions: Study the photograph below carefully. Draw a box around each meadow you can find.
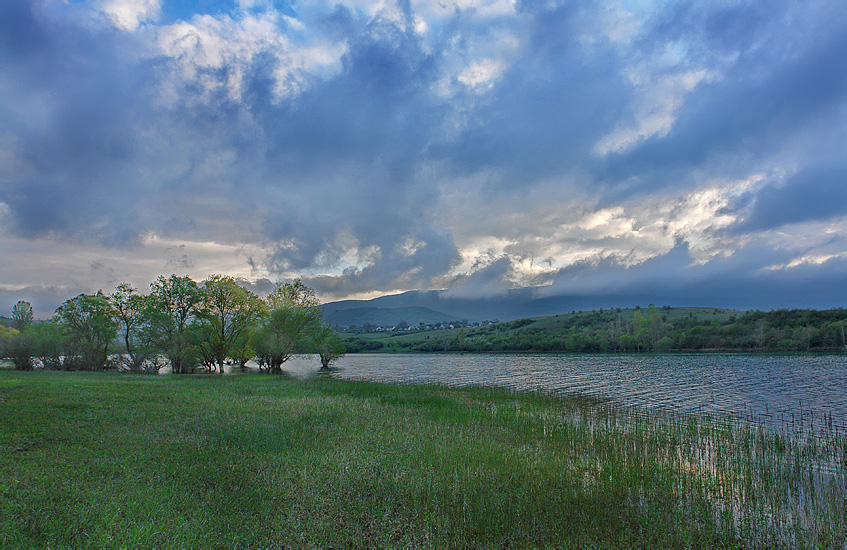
[0,368,844,547]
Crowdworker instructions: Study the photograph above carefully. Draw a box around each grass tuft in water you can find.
[0,370,843,546]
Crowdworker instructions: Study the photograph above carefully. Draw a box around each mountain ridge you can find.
[324,305,459,328]
[321,288,666,324]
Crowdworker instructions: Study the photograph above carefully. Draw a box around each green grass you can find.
[345,306,741,350]
[0,370,843,546]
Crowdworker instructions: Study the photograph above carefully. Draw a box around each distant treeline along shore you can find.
[4,281,847,371]
[344,305,847,354]
[0,275,345,373]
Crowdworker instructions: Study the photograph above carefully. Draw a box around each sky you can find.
[1,0,847,318]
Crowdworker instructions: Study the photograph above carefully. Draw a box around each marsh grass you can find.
[0,370,843,547]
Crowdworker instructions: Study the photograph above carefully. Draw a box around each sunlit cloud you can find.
[1,0,846,315]
[766,253,845,271]
[102,0,161,31]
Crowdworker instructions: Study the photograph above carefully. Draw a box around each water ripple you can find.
[284,352,847,434]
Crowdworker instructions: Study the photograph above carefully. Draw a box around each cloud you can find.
[736,165,847,232]
[103,0,161,31]
[594,1,847,190]
[1,0,846,313]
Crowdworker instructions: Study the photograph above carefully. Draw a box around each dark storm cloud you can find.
[245,6,457,276]
[542,242,847,310]
[433,2,630,186]
[444,256,517,299]
[2,0,847,309]
[0,0,150,244]
[736,165,847,232]
[595,1,847,191]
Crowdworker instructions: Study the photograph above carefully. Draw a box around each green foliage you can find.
[29,321,67,370]
[54,291,118,371]
[343,307,847,354]
[2,276,342,374]
[111,283,162,373]
[0,325,18,356]
[146,275,204,374]
[11,300,33,332]
[311,324,346,369]
[253,305,322,372]
[4,327,34,370]
[197,274,263,373]
[655,336,674,351]
[266,278,320,310]
[250,279,331,372]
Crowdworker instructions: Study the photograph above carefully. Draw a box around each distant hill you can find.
[321,276,847,324]
[324,306,458,328]
[343,306,847,353]
[321,288,677,324]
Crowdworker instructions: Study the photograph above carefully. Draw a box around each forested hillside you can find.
[344,306,847,353]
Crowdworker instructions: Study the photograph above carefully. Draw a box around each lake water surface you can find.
[284,352,847,433]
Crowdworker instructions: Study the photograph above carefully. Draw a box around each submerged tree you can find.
[198,274,263,374]
[254,305,321,372]
[30,321,66,370]
[55,291,118,370]
[254,279,323,373]
[111,283,163,373]
[3,327,34,371]
[147,275,204,374]
[4,303,35,370]
[311,323,346,370]
[0,325,17,357]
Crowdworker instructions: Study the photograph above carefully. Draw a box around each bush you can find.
[7,332,35,370]
[655,336,674,351]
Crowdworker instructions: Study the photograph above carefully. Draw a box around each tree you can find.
[254,279,323,373]
[147,275,204,374]
[111,283,162,373]
[311,324,346,370]
[266,278,321,310]
[11,300,33,332]
[0,325,17,357]
[2,326,35,371]
[229,332,256,370]
[254,305,321,372]
[198,275,262,374]
[30,321,66,370]
[54,291,118,370]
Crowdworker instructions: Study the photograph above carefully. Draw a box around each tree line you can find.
[0,275,345,373]
[345,306,847,353]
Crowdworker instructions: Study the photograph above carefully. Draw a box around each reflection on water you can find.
[282,352,847,433]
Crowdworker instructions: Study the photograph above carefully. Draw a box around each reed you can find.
[0,370,843,546]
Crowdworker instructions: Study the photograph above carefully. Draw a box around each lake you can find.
[283,352,847,434]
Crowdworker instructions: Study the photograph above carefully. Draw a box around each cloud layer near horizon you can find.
[1,0,846,317]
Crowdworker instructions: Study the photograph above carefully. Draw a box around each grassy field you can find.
[0,368,844,547]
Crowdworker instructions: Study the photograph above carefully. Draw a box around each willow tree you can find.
[198,274,263,374]
[111,283,161,373]
[266,278,321,310]
[147,275,204,374]
[311,323,346,370]
[54,291,118,371]
[254,279,322,373]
